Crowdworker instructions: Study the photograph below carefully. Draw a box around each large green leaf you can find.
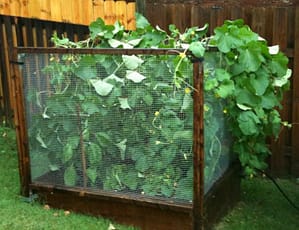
[95,132,112,147]
[82,102,100,115]
[64,165,77,186]
[273,68,292,87]
[87,167,97,184]
[270,52,289,77]
[181,93,192,110]
[74,56,97,80]
[62,143,73,163]
[215,68,231,81]
[122,55,144,70]
[126,70,146,83]
[237,111,260,136]
[238,43,264,72]
[87,143,102,164]
[236,88,261,107]
[90,79,114,96]
[216,79,235,98]
[189,41,205,58]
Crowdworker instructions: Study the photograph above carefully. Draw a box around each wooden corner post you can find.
[192,60,204,230]
[11,47,31,197]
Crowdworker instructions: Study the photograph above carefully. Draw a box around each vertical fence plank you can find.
[40,0,51,21]
[0,0,11,15]
[27,0,42,19]
[104,0,117,25]
[93,0,105,22]
[291,6,299,176]
[269,6,291,175]
[50,0,62,22]
[126,2,136,30]
[116,1,128,28]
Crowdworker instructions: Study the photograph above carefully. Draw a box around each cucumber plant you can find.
[26,14,290,201]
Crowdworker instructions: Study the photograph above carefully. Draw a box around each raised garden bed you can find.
[12,47,239,230]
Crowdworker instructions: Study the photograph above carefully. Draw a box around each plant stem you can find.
[76,105,87,188]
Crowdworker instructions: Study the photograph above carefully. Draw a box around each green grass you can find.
[215,177,299,230]
[1,125,299,229]
[0,125,136,230]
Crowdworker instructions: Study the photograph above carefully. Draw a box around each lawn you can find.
[1,124,299,229]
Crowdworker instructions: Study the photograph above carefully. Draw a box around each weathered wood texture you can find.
[28,162,240,230]
[0,0,136,29]
[0,16,90,124]
[145,0,299,176]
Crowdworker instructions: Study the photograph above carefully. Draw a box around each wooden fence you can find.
[1,0,299,176]
[0,0,136,28]
[144,0,299,176]
[0,16,90,124]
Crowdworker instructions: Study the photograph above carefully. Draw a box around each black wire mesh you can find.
[19,49,232,204]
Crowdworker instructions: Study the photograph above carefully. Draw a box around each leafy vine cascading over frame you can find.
[27,14,291,200]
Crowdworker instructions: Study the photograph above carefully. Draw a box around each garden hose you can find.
[255,168,299,213]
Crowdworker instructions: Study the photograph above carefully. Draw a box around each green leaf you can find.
[213,26,243,53]
[261,91,279,109]
[108,39,129,48]
[90,79,114,96]
[216,79,234,98]
[143,94,153,106]
[236,89,260,107]
[273,68,292,87]
[87,143,102,164]
[135,156,149,172]
[64,165,77,186]
[175,178,192,200]
[136,12,150,29]
[74,56,97,80]
[237,111,260,135]
[68,136,80,148]
[104,74,125,86]
[82,102,100,115]
[115,139,127,160]
[161,185,173,197]
[249,68,270,96]
[122,55,144,70]
[89,18,106,39]
[126,70,146,83]
[49,164,60,171]
[204,78,218,91]
[181,93,193,110]
[118,97,131,110]
[189,41,205,58]
[238,44,264,72]
[123,169,138,190]
[95,132,112,147]
[87,167,97,184]
[270,52,289,77]
[237,103,252,111]
[62,143,73,163]
[215,68,231,81]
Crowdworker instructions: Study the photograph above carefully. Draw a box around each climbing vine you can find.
[26,14,291,201]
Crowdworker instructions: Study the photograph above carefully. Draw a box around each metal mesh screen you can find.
[20,51,195,202]
[203,52,233,193]
[19,49,232,203]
